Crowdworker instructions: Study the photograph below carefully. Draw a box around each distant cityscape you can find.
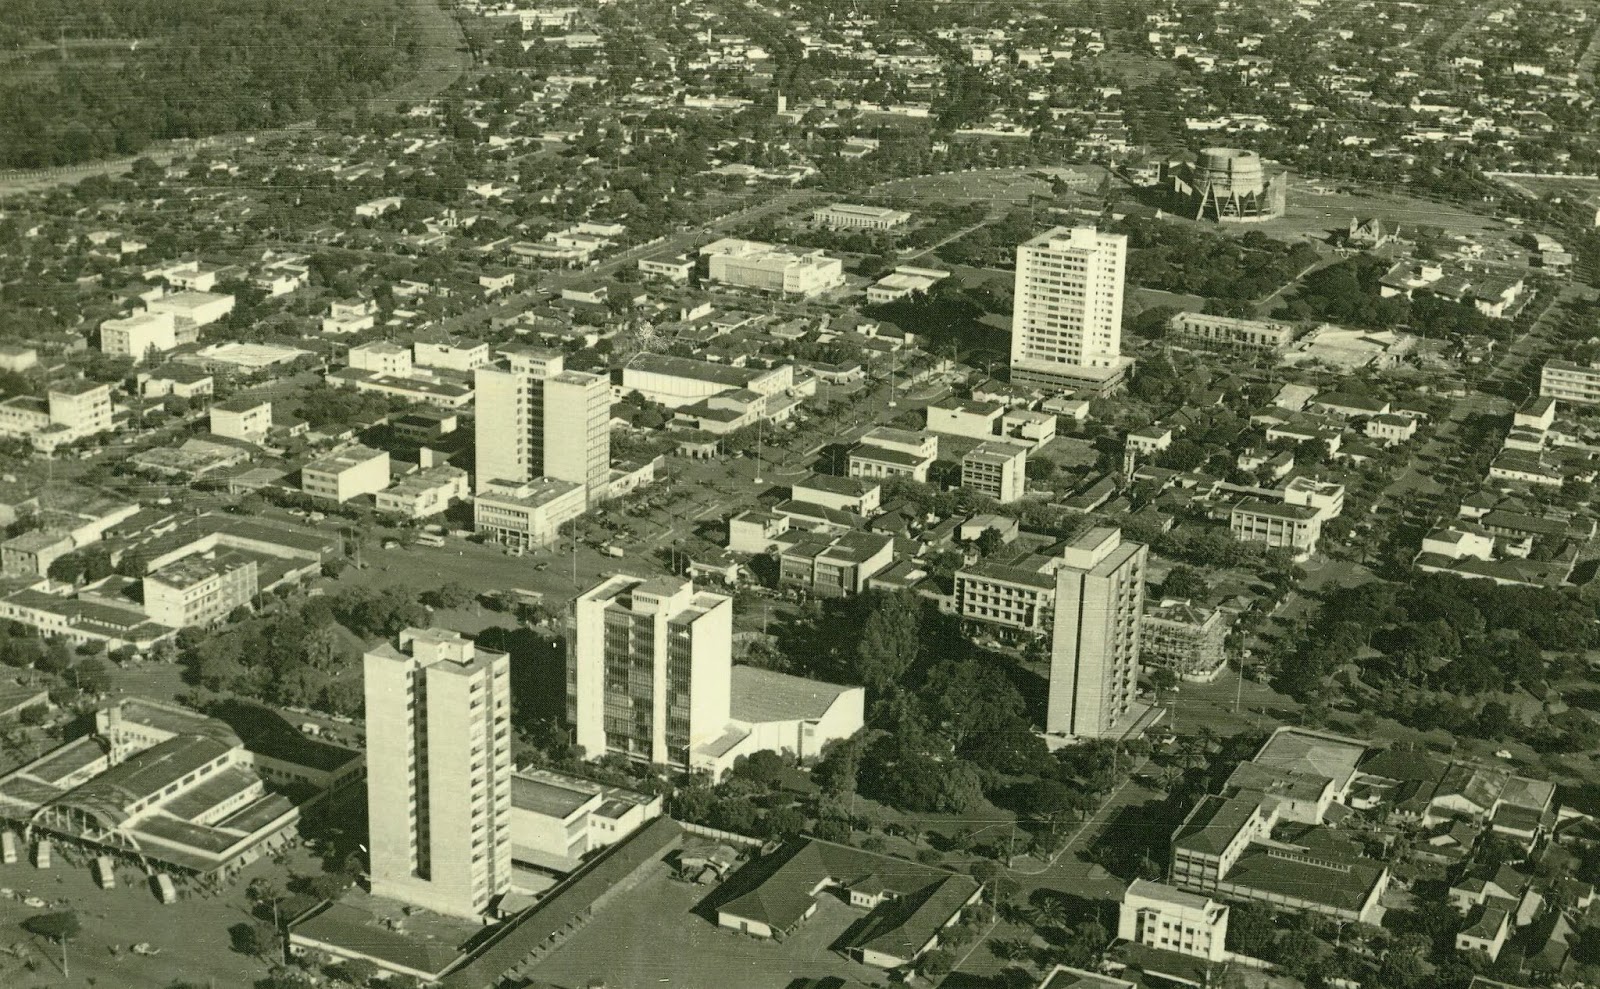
[0,1,1596,989]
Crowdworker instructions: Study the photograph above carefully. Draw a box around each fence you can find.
[678,820,765,847]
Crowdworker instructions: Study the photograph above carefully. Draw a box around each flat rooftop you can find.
[1251,727,1367,790]
[291,888,476,980]
[511,774,597,819]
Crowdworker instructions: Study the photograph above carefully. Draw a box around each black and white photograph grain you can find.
[0,0,1597,987]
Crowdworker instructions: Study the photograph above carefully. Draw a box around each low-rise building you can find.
[145,291,234,330]
[1282,477,1345,520]
[1126,425,1173,459]
[325,367,474,409]
[101,311,178,363]
[210,397,273,442]
[374,465,469,519]
[790,474,880,515]
[0,345,38,372]
[413,337,489,372]
[1456,905,1511,962]
[1002,409,1057,449]
[473,478,586,548]
[812,203,911,230]
[301,446,390,503]
[0,381,116,452]
[700,238,845,297]
[143,551,259,628]
[848,443,933,483]
[1366,413,1418,445]
[1168,311,1295,353]
[621,353,794,409]
[348,342,413,377]
[138,365,214,400]
[509,769,663,875]
[320,299,378,336]
[715,838,982,968]
[866,265,950,304]
[0,698,317,878]
[955,559,1057,634]
[778,531,894,597]
[961,441,1028,504]
[927,399,1005,440]
[1229,499,1321,560]
[1118,879,1229,962]
[637,253,695,282]
[1540,360,1600,404]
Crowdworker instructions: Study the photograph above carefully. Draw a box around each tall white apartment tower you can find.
[1048,527,1148,738]
[1009,226,1133,395]
[364,627,513,920]
[570,575,733,771]
[474,348,611,503]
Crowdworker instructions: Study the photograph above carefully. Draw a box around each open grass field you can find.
[1257,182,1510,244]
[528,864,889,989]
[1489,173,1600,201]
[870,164,1109,207]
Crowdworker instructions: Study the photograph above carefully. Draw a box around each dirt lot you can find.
[0,842,322,987]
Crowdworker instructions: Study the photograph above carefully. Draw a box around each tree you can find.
[734,749,787,789]
[1162,565,1209,601]
[1030,778,1090,833]
[1029,894,1070,932]
[1149,667,1178,702]
[229,920,279,957]
[763,806,807,840]
[813,736,863,798]
[37,638,74,675]
[73,657,112,694]
[24,911,79,942]
[333,957,380,987]
[918,948,956,979]
[851,592,921,696]
[1226,902,1277,957]
[421,582,474,610]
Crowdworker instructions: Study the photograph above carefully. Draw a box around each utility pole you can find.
[1234,650,1248,714]
[753,417,764,485]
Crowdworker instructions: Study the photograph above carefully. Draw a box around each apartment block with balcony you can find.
[1541,360,1600,405]
[364,628,513,920]
[1048,528,1147,739]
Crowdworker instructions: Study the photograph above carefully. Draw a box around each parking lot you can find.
[0,843,305,987]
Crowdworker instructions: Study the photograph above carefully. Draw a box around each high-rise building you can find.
[364,628,513,920]
[570,575,733,771]
[1048,527,1147,738]
[1009,226,1133,395]
[474,348,610,503]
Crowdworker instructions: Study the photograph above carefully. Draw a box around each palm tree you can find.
[1153,766,1183,794]
[1030,896,1070,933]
